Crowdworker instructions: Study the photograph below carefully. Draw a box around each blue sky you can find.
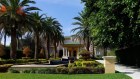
[35,0,84,36]
[2,0,84,45]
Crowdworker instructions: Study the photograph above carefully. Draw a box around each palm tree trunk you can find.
[54,42,57,59]
[34,33,39,59]
[20,36,23,49]
[16,37,19,50]
[10,27,17,59]
[4,33,6,47]
[103,47,107,56]
[47,36,50,59]
[86,37,90,51]
[92,41,95,58]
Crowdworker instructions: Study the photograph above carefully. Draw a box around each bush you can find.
[56,67,69,74]
[22,70,31,73]
[5,59,16,64]
[82,61,95,67]
[1,47,10,59]
[10,66,104,74]
[23,47,31,58]
[70,60,102,68]
[69,67,93,74]
[93,65,105,74]
[2,47,23,59]
[75,61,82,67]
[82,61,101,67]
[0,44,5,57]
[68,63,76,68]
[0,64,13,72]
[79,49,91,60]
[9,69,20,73]
[22,68,57,74]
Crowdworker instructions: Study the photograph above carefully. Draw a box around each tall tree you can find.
[72,11,91,51]
[0,0,39,59]
[51,20,64,59]
[30,12,45,59]
[41,17,64,59]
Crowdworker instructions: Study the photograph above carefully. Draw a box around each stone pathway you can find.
[97,60,140,79]
[11,64,62,71]
[12,64,60,68]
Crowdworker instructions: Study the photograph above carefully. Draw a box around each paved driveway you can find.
[97,60,140,79]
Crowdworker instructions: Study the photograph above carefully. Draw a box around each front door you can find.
[73,50,77,58]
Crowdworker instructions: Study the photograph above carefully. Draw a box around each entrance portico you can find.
[62,44,84,59]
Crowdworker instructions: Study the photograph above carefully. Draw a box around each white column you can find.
[68,50,69,57]
[63,48,65,57]
[66,49,68,57]
[77,48,80,59]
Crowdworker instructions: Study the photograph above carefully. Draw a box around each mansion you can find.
[50,36,105,59]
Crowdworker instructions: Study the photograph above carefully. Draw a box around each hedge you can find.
[9,67,104,74]
[0,64,13,72]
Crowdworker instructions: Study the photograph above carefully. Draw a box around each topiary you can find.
[79,49,91,60]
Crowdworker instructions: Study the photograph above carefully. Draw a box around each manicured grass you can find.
[0,73,132,79]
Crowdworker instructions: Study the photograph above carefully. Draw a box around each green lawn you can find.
[0,73,132,79]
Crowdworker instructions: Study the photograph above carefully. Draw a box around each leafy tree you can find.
[82,0,140,53]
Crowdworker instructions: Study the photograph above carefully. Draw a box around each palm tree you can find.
[0,0,39,59]
[41,17,53,59]
[71,11,92,51]
[30,12,45,59]
[53,32,64,59]
[41,17,64,59]
[51,19,64,59]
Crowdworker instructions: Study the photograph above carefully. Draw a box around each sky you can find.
[1,0,84,45]
[35,0,84,36]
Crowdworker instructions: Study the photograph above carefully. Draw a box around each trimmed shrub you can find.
[79,49,91,60]
[0,64,13,72]
[22,70,31,73]
[68,63,76,68]
[56,67,69,74]
[82,61,101,67]
[22,68,57,74]
[93,65,105,74]
[9,69,20,73]
[75,61,82,67]
[69,67,93,74]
